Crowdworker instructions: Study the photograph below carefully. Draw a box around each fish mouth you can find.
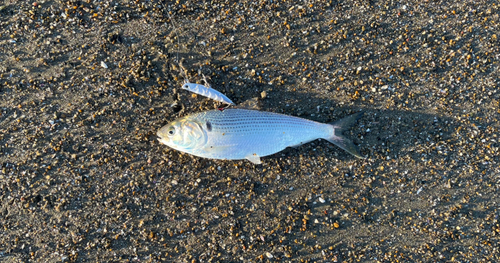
[157,136,169,145]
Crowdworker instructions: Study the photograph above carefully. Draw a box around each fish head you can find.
[157,117,207,153]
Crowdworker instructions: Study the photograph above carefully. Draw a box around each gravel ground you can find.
[1,0,499,262]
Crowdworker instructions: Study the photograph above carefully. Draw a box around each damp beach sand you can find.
[0,0,499,262]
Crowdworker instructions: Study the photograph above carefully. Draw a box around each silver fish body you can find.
[157,109,364,164]
[181,82,234,105]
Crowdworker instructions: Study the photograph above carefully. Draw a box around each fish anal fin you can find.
[245,153,262,164]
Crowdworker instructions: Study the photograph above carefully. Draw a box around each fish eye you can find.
[167,127,175,136]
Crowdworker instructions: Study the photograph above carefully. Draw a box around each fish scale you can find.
[157,108,365,164]
[196,110,323,136]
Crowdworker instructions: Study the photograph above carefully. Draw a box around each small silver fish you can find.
[181,82,234,105]
[157,109,365,164]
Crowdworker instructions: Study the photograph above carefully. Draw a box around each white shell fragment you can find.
[181,82,234,105]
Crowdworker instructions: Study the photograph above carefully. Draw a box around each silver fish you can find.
[181,82,234,105]
[157,109,365,164]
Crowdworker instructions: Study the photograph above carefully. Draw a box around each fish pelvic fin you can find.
[326,112,366,159]
[245,153,262,164]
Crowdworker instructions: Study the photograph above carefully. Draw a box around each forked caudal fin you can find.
[326,112,366,159]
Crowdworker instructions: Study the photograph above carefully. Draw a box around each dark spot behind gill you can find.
[206,121,212,132]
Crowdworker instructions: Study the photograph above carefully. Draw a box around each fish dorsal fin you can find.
[245,153,262,164]
[236,97,261,110]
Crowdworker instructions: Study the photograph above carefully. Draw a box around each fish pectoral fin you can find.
[245,153,262,164]
[203,144,234,155]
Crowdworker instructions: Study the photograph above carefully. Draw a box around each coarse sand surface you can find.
[1,0,499,262]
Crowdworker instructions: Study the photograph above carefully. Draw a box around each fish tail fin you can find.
[326,112,366,159]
